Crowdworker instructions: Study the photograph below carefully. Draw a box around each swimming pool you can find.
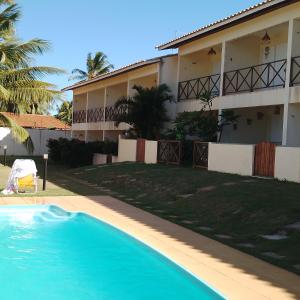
[0,205,224,300]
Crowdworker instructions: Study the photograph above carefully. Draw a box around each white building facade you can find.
[157,0,300,147]
[66,0,300,147]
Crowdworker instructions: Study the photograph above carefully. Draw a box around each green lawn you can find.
[0,157,300,275]
[0,156,99,197]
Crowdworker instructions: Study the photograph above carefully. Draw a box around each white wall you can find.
[0,127,71,156]
[275,146,300,182]
[275,147,300,183]
[117,137,137,162]
[208,142,254,176]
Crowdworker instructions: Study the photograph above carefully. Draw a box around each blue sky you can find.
[16,0,260,105]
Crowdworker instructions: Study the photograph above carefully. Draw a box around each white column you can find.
[156,62,161,86]
[84,92,89,142]
[103,87,107,141]
[217,41,227,142]
[282,19,294,146]
[175,54,181,109]
[219,41,227,97]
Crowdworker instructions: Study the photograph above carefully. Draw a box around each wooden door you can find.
[254,142,275,177]
[136,139,146,162]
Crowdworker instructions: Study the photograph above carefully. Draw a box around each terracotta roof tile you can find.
[0,112,70,130]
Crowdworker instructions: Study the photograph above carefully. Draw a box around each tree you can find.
[70,52,113,81]
[0,0,64,152]
[56,101,72,125]
[114,84,174,139]
[169,91,239,142]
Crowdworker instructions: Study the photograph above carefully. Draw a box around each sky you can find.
[16,0,260,108]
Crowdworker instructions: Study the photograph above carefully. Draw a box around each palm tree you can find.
[56,101,72,125]
[114,84,174,139]
[70,52,113,81]
[0,0,64,152]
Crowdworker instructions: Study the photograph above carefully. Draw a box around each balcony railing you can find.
[73,110,86,123]
[87,107,104,122]
[223,59,287,95]
[290,56,300,86]
[105,105,128,121]
[178,74,220,101]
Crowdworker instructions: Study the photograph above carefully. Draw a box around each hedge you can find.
[47,138,118,168]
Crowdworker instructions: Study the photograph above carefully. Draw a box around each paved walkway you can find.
[1,196,300,300]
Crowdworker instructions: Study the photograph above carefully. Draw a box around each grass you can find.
[0,157,300,275]
[0,156,99,197]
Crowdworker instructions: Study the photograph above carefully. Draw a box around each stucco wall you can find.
[275,146,300,183]
[0,127,71,156]
[208,142,254,176]
[118,137,137,162]
[145,140,157,164]
[221,105,283,144]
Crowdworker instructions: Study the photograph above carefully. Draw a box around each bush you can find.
[47,138,118,168]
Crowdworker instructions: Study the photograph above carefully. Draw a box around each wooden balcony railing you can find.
[223,59,287,95]
[178,74,220,101]
[290,56,300,86]
[105,105,128,121]
[87,107,104,122]
[72,110,86,123]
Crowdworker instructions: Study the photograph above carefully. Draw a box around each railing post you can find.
[250,66,254,92]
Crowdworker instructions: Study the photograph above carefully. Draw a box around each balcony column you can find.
[103,87,107,141]
[84,92,89,142]
[282,19,294,146]
[218,41,226,142]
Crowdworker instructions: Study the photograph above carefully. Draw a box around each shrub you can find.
[47,138,118,168]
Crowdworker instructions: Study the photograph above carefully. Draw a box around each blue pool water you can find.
[0,205,224,300]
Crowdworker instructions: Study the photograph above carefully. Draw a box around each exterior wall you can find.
[221,105,283,144]
[275,146,300,182]
[117,137,137,162]
[0,127,71,156]
[219,89,286,110]
[179,46,221,82]
[72,130,85,141]
[106,82,127,106]
[86,130,104,142]
[208,142,254,176]
[144,140,158,164]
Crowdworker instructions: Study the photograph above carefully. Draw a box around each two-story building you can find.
[157,0,300,147]
[63,55,177,142]
[65,0,300,147]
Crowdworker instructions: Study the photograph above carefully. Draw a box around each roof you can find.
[1,113,70,130]
[157,0,298,50]
[62,54,177,91]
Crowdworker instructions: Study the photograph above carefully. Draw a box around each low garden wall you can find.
[208,143,255,176]
[144,140,157,164]
[275,147,300,183]
[118,138,137,162]
[117,136,158,164]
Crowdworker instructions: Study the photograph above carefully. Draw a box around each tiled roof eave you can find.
[156,0,295,50]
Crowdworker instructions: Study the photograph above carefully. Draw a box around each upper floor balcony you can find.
[177,21,300,109]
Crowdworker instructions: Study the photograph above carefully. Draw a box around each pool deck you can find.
[0,195,299,300]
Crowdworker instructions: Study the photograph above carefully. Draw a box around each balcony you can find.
[223,59,287,95]
[105,105,127,121]
[87,107,104,122]
[178,74,221,101]
[73,110,86,124]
